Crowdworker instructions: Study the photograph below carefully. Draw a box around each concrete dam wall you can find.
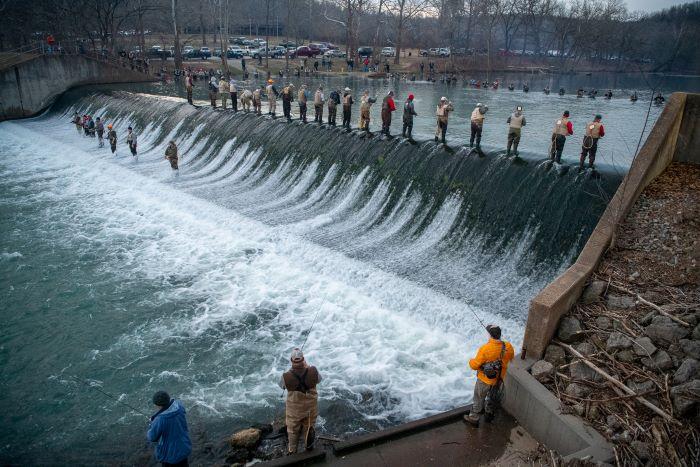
[0,55,153,121]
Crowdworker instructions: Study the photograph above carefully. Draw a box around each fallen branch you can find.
[554,340,681,425]
[609,283,691,327]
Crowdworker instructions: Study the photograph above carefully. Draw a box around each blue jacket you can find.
[147,399,192,464]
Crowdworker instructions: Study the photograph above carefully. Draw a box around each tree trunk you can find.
[394,16,403,65]
[200,1,207,46]
[172,0,182,71]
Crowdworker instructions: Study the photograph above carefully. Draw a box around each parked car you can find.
[213,47,223,57]
[230,36,246,45]
[252,46,283,59]
[278,40,297,48]
[227,47,243,58]
[270,45,286,56]
[200,47,211,58]
[419,49,429,56]
[438,47,450,57]
[292,46,317,58]
[308,43,325,55]
[357,46,373,58]
[323,49,346,58]
[321,42,339,50]
[381,47,396,57]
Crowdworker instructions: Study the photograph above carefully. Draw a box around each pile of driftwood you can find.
[543,275,699,467]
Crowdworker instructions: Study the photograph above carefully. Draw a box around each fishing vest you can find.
[585,121,602,138]
[298,90,307,102]
[253,89,261,101]
[509,113,524,129]
[343,94,352,106]
[314,90,323,105]
[266,85,275,97]
[553,117,570,136]
[282,366,320,393]
[229,83,237,93]
[471,108,484,124]
[360,97,371,112]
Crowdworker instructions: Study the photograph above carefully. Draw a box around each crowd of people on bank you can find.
[187,72,607,170]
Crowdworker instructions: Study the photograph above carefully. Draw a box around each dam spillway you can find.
[0,89,621,463]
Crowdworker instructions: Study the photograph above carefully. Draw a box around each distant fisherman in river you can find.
[72,112,82,134]
[550,110,573,164]
[314,85,324,123]
[147,390,192,467]
[87,115,95,138]
[127,127,137,157]
[165,141,179,172]
[298,85,309,123]
[402,93,417,139]
[359,90,376,132]
[381,91,396,136]
[470,103,487,149]
[580,114,605,170]
[630,91,638,102]
[464,325,514,427]
[342,87,353,130]
[108,124,117,155]
[279,348,321,454]
[96,117,104,148]
[434,96,453,144]
[506,106,526,157]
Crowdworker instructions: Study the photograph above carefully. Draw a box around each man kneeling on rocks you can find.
[279,348,321,454]
[464,325,514,427]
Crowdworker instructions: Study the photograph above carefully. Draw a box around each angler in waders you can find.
[96,117,105,148]
[464,325,514,427]
[127,127,138,158]
[434,97,454,144]
[147,390,192,466]
[580,115,605,170]
[550,110,573,163]
[279,348,321,454]
[470,103,487,149]
[108,124,117,155]
[401,93,417,139]
[506,106,526,157]
[165,141,179,172]
[72,112,82,134]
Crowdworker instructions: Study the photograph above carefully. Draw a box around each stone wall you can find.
[0,55,153,120]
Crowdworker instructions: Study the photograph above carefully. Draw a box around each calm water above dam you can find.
[0,71,693,463]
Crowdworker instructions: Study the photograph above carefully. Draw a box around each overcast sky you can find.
[624,0,689,12]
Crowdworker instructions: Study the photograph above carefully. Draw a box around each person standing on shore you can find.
[95,117,105,148]
[359,90,376,132]
[506,106,526,157]
[298,85,309,123]
[147,390,192,467]
[313,85,324,124]
[381,91,396,136]
[434,97,454,144]
[165,141,179,172]
[127,127,138,158]
[464,325,514,427]
[550,110,573,163]
[108,124,117,155]
[402,93,417,139]
[470,103,487,149]
[579,114,604,170]
[342,87,353,130]
[279,348,322,454]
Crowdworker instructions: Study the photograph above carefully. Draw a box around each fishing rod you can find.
[300,300,324,351]
[70,375,150,420]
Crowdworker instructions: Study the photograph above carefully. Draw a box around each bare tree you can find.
[172,0,182,70]
[386,0,430,64]
[324,0,369,63]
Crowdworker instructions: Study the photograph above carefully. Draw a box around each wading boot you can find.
[463,414,479,427]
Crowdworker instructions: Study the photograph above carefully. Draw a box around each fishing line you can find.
[70,375,150,420]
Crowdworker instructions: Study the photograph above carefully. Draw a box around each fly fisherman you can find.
[381,90,396,136]
[165,141,179,172]
[401,93,417,139]
[266,79,278,117]
[359,90,376,133]
[95,117,105,148]
[241,88,253,113]
[434,96,454,144]
[470,103,487,149]
[87,115,96,137]
[72,112,82,134]
[279,348,322,454]
[185,72,194,105]
[580,114,605,170]
[219,75,229,109]
[127,127,137,157]
[209,76,219,108]
[550,110,573,163]
[327,88,340,126]
[341,87,353,130]
[147,391,192,467]
[282,83,295,121]
[229,78,238,112]
[464,325,514,427]
[298,85,309,123]
[313,85,324,123]
[506,106,526,157]
[253,86,262,115]
[108,124,117,155]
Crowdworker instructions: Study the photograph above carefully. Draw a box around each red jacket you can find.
[566,120,573,135]
[385,97,396,112]
[598,125,605,137]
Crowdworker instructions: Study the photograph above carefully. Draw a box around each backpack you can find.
[481,341,506,380]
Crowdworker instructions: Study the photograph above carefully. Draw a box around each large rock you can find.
[566,382,592,398]
[644,315,690,345]
[569,342,603,381]
[671,379,700,416]
[673,358,700,385]
[557,317,583,343]
[606,294,636,309]
[581,280,607,304]
[544,345,566,368]
[574,342,596,356]
[641,350,674,371]
[616,350,636,363]
[230,428,262,449]
[531,360,555,383]
[692,323,700,341]
[680,339,700,360]
[606,332,633,352]
[632,336,657,357]
[626,378,656,395]
[595,316,612,330]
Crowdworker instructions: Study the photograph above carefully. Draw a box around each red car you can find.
[293,46,317,58]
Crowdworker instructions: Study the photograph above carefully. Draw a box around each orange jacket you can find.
[469,338,515,385]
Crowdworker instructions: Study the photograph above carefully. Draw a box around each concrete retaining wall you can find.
[521,92,698,359]
[0,55,152,120]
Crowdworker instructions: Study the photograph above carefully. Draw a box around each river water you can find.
[0,72,694,463]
